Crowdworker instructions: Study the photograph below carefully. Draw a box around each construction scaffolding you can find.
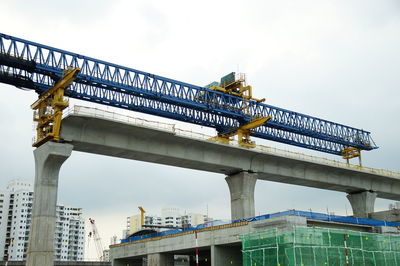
[241,227,400,266]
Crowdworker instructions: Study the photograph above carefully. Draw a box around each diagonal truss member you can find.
[31,67,80,147]
[0,33,378,158]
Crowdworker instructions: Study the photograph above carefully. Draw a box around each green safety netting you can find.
[241,227,400,266]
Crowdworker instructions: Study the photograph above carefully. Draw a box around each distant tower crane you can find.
[88,218,105,261]
[138,206,146,229]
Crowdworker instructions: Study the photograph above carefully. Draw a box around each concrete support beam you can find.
[147,253,174,266]
[347,191,377,218]
[226,171,257,220]
[112,258,144,266]
[111,260,125,266]
[61,115,400,201]
[370,209,400,222]
[211,245,242,266]
[26,142,73,266]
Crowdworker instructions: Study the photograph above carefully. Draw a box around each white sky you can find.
[1,0,399,260]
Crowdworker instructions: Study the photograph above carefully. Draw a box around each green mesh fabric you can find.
[240,227,400,266]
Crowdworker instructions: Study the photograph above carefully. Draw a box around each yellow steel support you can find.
[208,136,231,144]
[207,85,265,103]
[31,67,80,147]
[341,147,361,160]
[237,116,271,148]
[209,116,272,148]
[138,206,145,229]
[206,73,269,148]
[237,130,255,148]
[239,116,271,131]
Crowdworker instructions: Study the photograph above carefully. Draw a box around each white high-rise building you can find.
[161,207,182,228]
[0,180,32,261]
[126,214,162,236]
[124,208,212,237]
[0,179,85,261]
[54,205,85,261]
[181,213,206,227]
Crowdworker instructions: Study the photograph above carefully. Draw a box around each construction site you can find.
[0,14,400,266]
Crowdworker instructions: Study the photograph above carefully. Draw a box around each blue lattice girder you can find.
[0,33,378,155]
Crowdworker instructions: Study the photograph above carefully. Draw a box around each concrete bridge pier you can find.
[226,171,258,220]
[211,245,242,266]
[147,253,174,266]
[26,142,73,266]
[347,190,377,218]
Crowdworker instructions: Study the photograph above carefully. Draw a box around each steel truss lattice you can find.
[0,33,377,155]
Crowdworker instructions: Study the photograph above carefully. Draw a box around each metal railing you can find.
[63,105,175,132]
[63,106,400,179]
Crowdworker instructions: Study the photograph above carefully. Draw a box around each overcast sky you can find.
[1,0,399,259]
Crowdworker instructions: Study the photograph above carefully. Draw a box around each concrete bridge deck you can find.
[60,106,400,200]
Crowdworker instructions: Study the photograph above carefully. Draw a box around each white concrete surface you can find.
[60,114,400,201]
[26,142,73,266]
[347,191,377,218]
[226,172,257,220]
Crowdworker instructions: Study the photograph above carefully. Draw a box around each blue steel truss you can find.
[0,33,377,155]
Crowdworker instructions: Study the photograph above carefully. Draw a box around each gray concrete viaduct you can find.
[58,109,400,220]
[27,107,400,266]
[109,212,399,266]
[111,215,308,266]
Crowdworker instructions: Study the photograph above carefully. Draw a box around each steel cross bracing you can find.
[0,33,378,155]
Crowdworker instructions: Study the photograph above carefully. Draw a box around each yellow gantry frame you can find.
[341,146,363,166]
[31,67,80,147]
[341,147,361,160]
[208,74,269,148]
[209,116,272,148]
[207,74,265,103]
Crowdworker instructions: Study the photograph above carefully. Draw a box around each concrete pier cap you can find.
[347,190,377,219]
[26,142,73,266]
[225,171,258,220]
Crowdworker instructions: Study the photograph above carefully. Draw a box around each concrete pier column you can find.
[111,259,126,266]
[211,245,242,266]
[112,257,146,266]
[26,142,73,266]
[226,171,257,220]
[111,260,121,266]
[347,191,377,218]
[147,253,174,266]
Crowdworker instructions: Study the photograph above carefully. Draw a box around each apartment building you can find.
[125,207,212,237]
[0,179,85,261]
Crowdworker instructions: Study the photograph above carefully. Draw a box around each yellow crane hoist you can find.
[205,72,270,148]
[31,67,80,147]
